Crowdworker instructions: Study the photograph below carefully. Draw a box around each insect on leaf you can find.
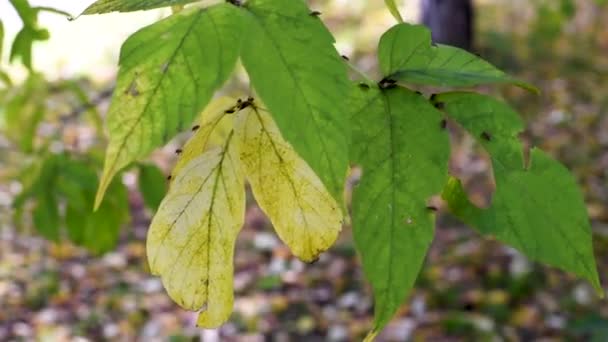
[378,23,536,91]
[95,4,244,209]
[235,106,343,262]
[437,92,602,295]
[171,96,237,178]
[350,85,450,333]
[147,113,245,327]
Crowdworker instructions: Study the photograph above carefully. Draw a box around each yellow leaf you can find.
[147,126,244,328]
[235,106,343,262]
[171,96,237,178]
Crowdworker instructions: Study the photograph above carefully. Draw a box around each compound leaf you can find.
[378,23,535,91]
[147,116,244,328]
[350,86,450,333]
[437,92,602,295]
[235,106,342,262]
[95,4,243,209]
[240,0,351,204]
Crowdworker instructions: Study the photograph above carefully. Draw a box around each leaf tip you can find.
[363,329,379,342]
[94,171,114,211]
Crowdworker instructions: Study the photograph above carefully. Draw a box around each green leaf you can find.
[86,180,129,254]
[9,0,37,26]
[240,0,351,204]
[95,4,244,209]
[59,156,129,254]
[33,192,60,241]
[0,20,5,60]
[378,23,535,91]
[3,74,47,152]
[138,163,167,211]
[82,0,201,15]
[350,86,450,333]
[436,92,602,295]
[384,0,404,23]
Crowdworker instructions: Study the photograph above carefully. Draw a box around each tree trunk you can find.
[421,0,474,51]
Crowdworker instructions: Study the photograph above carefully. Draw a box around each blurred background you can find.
[1,0,607,340]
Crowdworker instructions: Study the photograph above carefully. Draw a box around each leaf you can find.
[82,0,201,14]
[377,23,535,91]
[138,163,167,211]
[384,0,404,23]
[436,92,602,295]
[95,4,244,209]
[171,96,237,178]
[8,0,50,70]
[240,0,351,204]
[3,74,47,152]
[33,192,60,241]
[147,121,244,327]
[60,157,129,254]
[0,20,4,60]
[350,86,450,332]
[9,0,37,26]
[235,105,343,262]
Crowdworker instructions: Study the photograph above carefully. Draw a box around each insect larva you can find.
[192,125,200,131]
[341,55,350,61]
[310,10,321,17]
[225,109,235,114]
[175,149,182,154]
[426,206,438,211]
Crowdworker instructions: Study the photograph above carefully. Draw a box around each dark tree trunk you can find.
[421,0,474,51]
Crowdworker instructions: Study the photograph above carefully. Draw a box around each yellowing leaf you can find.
[147,126,244,328]
[94,4,244,209]
[235,106,342,262]
[171,96,237,178]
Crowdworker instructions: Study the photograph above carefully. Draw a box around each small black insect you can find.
[378,77,397,89]
[481,131,492,141]
[191,125,200,131]
[434,102,445,110]
[429,93,438,102]
[415,91,423,96]
[358,83,370,90]
[237,97,254,110]
[440,119,447,130]
[225,109,235,114]
[384,83,397,90]
[175,149,183,154]
[167,175,172,181]
[426,206,438,212]
[310,10,321,17]
[341,55,350,61]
